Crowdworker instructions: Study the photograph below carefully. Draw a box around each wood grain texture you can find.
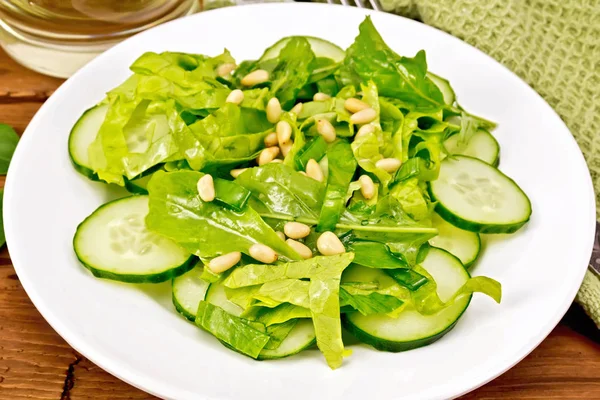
[0,50,62,104]
[0,47,599,400]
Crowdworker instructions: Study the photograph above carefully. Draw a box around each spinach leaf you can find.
[254,38,316,108]
[0,124,19,174]
[195,301,270,358]
[146,170,300,260]
[236,164,437,265]
[235,163,325,219]
[281,113,306,169]
[336,17,444,109]
[317,140,357,231]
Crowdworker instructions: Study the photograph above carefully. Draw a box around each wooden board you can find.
[0,47,599,400]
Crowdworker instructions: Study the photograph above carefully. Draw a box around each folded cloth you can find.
[379,0,600,327]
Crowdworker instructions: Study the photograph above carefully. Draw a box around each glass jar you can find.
[0,1,200,78]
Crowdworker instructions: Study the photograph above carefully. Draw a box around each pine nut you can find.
[313,92,331,101]
[264,132,278,147]
[350,108,377,124]
[280,140,293,157]
[230,168,248,178]
[216,63,236,77]
[317,232,346,256]
[284,222,311,239]
[208,251,241,273]
[270,159,283,164]
[276,120,292,145]
[359,175,375,200]
[249,243,277,264]
[344,98,369,113]
[286,239,313,259]
[299,171,308,177]
[276,231,286,241]
[316,119,337,143]
[226,89,244,105]
[355,123,375,140]
[375,158,402,173]
[258,146,280,165]
[241,69,269,86]
[306,159,324,182]
[290,102,303,115]
[197,174,215,202]
[267,98,282,124]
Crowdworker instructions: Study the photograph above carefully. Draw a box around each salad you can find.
[69,17,531,369]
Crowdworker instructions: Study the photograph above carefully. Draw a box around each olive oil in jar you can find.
[0,0,200,77]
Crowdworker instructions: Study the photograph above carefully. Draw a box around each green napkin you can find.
[380,0,600,327]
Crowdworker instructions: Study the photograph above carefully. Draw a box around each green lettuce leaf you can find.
[195,301,270,358]
[253,279,311,308]
[146,170,300,260]
[131,50,235,89]
[410,266,502,315]
[88,98,182,184]
[224,253,355,369]
[255,303,312,326]
[339,286,404,315]
[389,177,431,221]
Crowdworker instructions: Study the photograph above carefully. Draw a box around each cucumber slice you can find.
[258,319,316,360]
[73,195,195,283]
[427,72,455,105]
[342,247,471,352]
[205,281,244,316]
[429,213,481,268]
[444,129,500,167]
[125,174,153,195]
[429,156,531,233]
[172,265,210,321]
[68,104,108,180]
[259,36,345,63]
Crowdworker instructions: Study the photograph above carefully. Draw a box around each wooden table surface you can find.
[0,48,599,400]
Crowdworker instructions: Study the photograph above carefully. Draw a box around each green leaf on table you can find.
[0,124,19,174]
[195,301,270,358]
[0,189,4,247]
[145,170,300,260]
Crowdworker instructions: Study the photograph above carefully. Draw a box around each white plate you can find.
[4,3,595,400]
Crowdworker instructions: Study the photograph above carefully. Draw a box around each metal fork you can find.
[326,0,382,12]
